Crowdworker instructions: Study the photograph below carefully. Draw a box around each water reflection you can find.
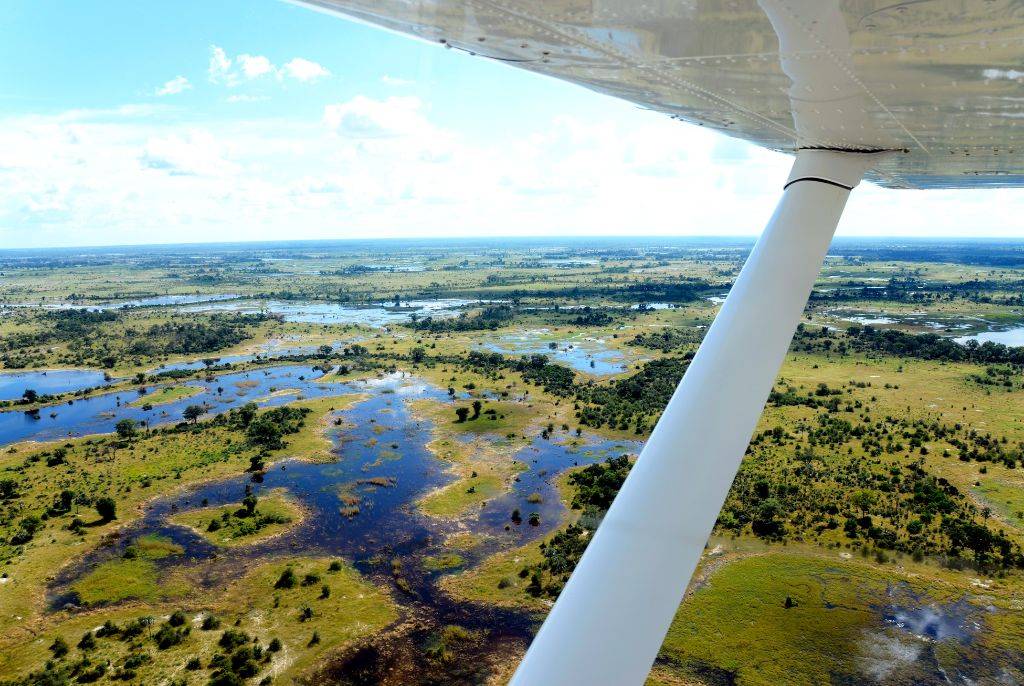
[0,369,112,401]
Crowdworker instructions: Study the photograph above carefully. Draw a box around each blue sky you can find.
[1,0,1022,248]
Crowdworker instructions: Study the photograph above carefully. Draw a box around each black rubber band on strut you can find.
[783,177,854,191]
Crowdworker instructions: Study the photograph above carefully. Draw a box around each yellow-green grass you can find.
[0,556,396,684]
[974,478,1024,528]
[440,468,584,611]
[131,534,184,559]
[273,393,366,463]
[655,551,1024,685]
[128,384,202,407]
[169,490,304,547]
[415,397,536,436]
[410,406,531,518]
[443,531,489,551]
[422,553,466,571]
[418,468,510,518]
[439,537,548,612]
[71,558,164,606]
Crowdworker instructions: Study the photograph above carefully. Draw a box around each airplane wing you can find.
[292,0,1024,189]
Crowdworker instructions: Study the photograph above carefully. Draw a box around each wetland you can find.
[1,237,1023,685]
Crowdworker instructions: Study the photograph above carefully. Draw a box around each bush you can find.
[218,628,250,651]
[274,567,297,589]
[49,636,69,658]
[77,631,96,651]
[95,496,117,521]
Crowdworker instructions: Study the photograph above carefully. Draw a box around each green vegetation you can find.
[657,552,1024,686]
[71,558,163,606]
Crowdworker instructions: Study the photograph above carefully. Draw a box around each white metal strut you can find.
[510,149,887,686]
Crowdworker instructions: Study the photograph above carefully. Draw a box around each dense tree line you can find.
[575,356,691,433]
[628,328,703,353]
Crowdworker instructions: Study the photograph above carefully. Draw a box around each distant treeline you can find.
[827,243,1024,268]
[793,324,1024,365]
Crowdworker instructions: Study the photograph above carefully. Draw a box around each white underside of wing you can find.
[291,0,1024,190]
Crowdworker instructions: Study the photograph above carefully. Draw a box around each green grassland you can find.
[657,549,1024,685]
[411,397,535,518]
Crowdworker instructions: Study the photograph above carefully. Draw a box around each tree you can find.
[236,402,257,427]
[22,389,38,403]
[95,496,117,521]
[247,418,284,449]
[115,418,137,439]
[850,490,876,516]
[182,404,205,423]
[471,400,482,420]
[0,478,18,500]
[410,347,426,363]
[455,407,470,423]
[242,493,258,517]
[318,344,333,357]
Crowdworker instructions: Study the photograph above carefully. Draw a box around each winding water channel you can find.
[3,367,640,683]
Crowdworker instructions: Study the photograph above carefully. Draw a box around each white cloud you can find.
[208,46,233,84]
[226,94,268,103]
[207,46,330,87]
[4,100,1024,249]
[284,58,330,82]
[139,130,237,176]
[237,54,274,79]
[381,75,413,87]
[155,76,192,96]
[323,96,430,138]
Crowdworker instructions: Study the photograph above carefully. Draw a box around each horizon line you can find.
[4,233,1024,253]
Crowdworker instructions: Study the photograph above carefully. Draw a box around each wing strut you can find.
[511,149,889,686]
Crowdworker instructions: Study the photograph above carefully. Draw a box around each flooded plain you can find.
[40,372,641,683]
[183,299,489,327]
[478,329,632,376]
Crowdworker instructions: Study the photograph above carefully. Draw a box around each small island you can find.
[129,385,203,407]
[170,490,304,547]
